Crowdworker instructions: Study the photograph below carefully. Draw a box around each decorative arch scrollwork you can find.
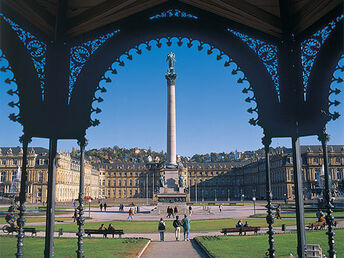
[149,9,198,20]
[301,14,344,98]
[69,29,120,103]
[227,28,280,101]
[0,14,47,100]
[88,37,259,128]
[0,49,21,124]
[328,54,343,121]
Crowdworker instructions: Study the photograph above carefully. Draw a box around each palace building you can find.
[0,147,99,202]
[0,145,343,203]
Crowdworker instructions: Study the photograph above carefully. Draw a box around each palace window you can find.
[1,160,6,165]
[129,190,132,196]
[124,190,127,196]
[108,190,110,196]
[13,160,17,165]
[113,190,116,196]
[113,180,116,186]
[313,157,319,163]
[118,190,121,195]
[108,181,111,187]
[337,169,342,181]
[37,188,42,197]
[102,180,105,186]
[129,180,132,186]
[11,172,16,182]
[315,169,320,182]
[38,172,43,183]
[336,157,341,163]
[119,172,122,176]
[118,180,121,186]
[123,180,126,186]
[1,172,5,183]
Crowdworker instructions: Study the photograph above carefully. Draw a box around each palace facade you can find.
[0,145,343,203]
[0,147,99,202]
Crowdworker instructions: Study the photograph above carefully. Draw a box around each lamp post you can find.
[88,199,91,218]
[252,196,256,215]
[146,174,148,205]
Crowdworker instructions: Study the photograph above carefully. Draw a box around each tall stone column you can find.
[165,52,177,167]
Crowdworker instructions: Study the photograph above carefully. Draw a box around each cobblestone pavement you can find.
[142,240,208,258]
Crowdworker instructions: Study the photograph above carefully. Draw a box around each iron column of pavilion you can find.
[165,52,177,167]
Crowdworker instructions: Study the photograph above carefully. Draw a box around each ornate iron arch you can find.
[69,14,280,137]
[304,21,343,133]
[0,18,43,133]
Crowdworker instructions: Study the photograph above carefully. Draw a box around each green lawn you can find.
[250,211,344,218]
[197,229,344,258]
[0,236,148,258]
[32,218,315,233]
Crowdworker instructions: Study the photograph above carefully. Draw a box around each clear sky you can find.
[0,43,343,156]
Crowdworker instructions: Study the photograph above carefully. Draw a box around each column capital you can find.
[77,137,88,147]
[165,73,177,83]
[317,128,330,143]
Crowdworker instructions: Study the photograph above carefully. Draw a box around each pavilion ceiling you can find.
[1,0,343,38]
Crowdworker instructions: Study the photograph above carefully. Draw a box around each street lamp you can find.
[252,196,256,215]
[88,198,91,218]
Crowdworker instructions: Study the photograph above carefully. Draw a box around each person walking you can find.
[158,218,166,241]
[276,204,282,219]
[174,206,178,217]
[188,205,192,216]
[128,207,134,221]
[73,208,78,223]
[104,203,107,211]
[99,202,103,211]
[182,214,191,241]
[219,204,223,212]
[173,215,182,241]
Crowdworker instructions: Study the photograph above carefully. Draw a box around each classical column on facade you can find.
[262,135,275,258]
[76,137,87,258]
[44,138,58,258]
[292,136,306,258]
[318,129,336,258]
[165,52,177,168]
[16,134,31,258]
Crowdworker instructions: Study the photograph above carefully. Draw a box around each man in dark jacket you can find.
[173,215,182,241]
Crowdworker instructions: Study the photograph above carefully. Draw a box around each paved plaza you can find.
[1,204,343,257]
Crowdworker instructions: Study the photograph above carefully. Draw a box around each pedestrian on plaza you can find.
[166,206,172,218]
[73,201,76,207]
[73,208,78,223]
[99,202,103,211]
[128,207,134,221]
[158,218,166,241]
[244,221,249,227]
[174,206,178,217]
[182,214,191,241]
[188,205,192,216]
[276,204,282,219]
[104,203,107,211]
[173,215,182,241]
[219,204,223,212]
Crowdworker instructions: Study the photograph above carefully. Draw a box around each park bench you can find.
[6,227,37,236]
[306,221,326,230]
[221,226,260,235]
[84,229,124,238]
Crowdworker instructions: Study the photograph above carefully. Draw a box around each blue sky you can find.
[0,44,343,156]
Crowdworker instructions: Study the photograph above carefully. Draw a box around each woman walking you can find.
[158,218,166,241]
